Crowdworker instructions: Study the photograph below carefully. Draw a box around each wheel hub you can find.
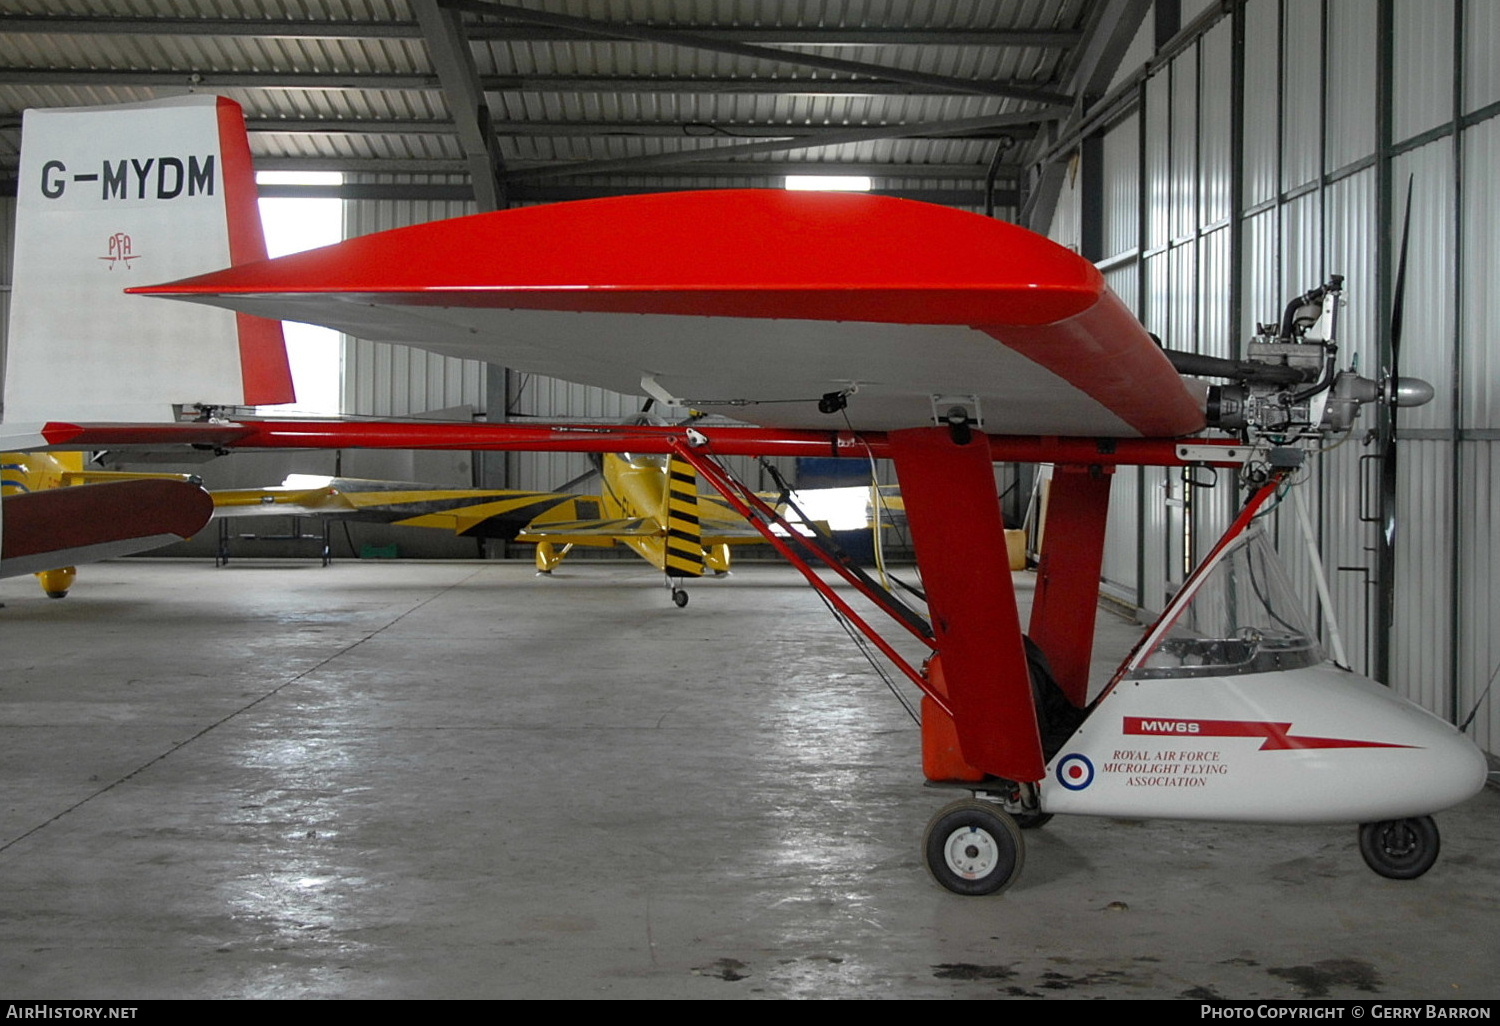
[1378,824,1416,858]
[943,826,999,879]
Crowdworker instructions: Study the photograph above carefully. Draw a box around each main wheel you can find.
[1013,811,1053,830]
[1358,816,1440,880]
[672,589,689,608]
[922,800,1025,896]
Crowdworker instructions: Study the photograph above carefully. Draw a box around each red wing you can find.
[134,190,1205,438]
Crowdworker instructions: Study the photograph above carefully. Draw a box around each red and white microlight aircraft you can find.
[10,98,1487,895]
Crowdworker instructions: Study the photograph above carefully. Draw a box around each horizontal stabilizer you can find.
[518,518,655,540]
[1,479,214,577]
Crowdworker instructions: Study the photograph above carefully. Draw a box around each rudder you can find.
[1,95,293,427]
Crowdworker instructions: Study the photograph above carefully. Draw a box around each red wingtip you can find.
[40,422,85,446]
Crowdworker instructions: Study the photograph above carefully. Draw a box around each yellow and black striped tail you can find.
[664,455,705,579]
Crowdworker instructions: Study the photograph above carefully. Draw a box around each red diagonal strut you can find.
[1029,465,1113,707]
[669,440,946,714]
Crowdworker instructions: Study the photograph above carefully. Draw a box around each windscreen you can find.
[1127,526,1324,679]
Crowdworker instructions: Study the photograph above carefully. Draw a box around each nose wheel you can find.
[1358,815,1440,879]
[922,799,1025,896]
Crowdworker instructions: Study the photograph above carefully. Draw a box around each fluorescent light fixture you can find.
[256,170,344,187]
[784,175,873,192]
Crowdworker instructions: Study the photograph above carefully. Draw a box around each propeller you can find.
[1375,177,1421,684]
[1381,181,1411,545]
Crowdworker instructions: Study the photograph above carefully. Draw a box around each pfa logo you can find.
[100,232,139,270]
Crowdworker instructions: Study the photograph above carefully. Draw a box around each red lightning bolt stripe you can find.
[1123,718,1414,751]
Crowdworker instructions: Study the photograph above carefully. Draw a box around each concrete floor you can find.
[0,559,1495,1000]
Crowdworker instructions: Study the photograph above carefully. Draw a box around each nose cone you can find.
[1392,375,1435,408]
[1402,721,1489,813]
[1311,671,1489,821]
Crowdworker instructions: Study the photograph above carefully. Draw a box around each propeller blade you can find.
[1376,176,1414,684]
[1382,179,1414,548]
[1390,175,1413,374]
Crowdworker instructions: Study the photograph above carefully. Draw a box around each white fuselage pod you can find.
[1041,664,1487,824]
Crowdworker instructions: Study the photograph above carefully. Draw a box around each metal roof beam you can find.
[443,0,1076,106]
[557,162,1019,181]
[245,157,1018,181]
[0,68,443,90]
[1018,160,1069,234]
[1018,0,1151,232]
[1067,0,1153,108]
[413,0,507,211]
[0,69,1054,98]
[0,15,420,38]
[254,181,1014,207]
[244,117,1040,141]
[3,15,1081,48]
[495,112,1053,181]
[247,118,459,135]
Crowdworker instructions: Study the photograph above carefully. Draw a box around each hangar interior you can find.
[1,0,1497,1000]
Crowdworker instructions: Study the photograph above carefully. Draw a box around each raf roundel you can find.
[1056,754,1095,791]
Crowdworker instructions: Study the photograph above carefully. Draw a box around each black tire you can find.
[1013,811,1053,830]
[1358,816,1440,880]
[922,799,1025,896]
[672,590,689,608]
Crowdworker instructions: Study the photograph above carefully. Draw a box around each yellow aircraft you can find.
[5,419,815,605]
[212,445,795,607]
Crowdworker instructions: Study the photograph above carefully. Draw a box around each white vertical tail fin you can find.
[1,95,293,429]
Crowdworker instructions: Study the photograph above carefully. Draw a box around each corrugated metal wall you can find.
[343,180,486,419]
[1393,0,1455,141]
[1327,0,1378,173]
[1320,168,1378,672]
[1075,0,1500,756]
[1465,0,1500,110]
[1457,443,1499,756]
[1098,113,1142,603]
[1457,14,1500,754]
